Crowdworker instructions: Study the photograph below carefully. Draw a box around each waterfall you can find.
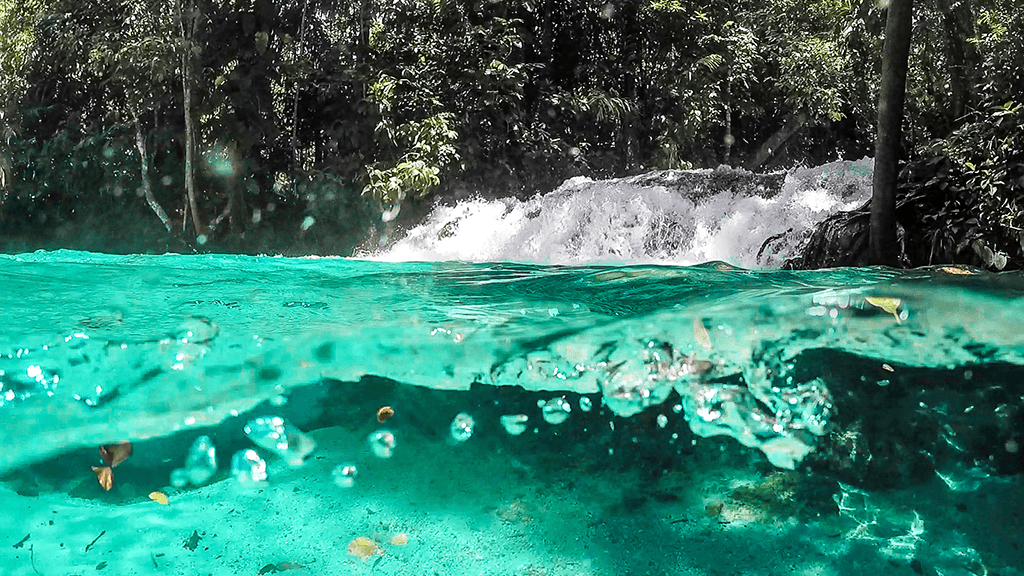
[372,158,873,267]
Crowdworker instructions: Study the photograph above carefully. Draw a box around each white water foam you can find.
[373,158,873,268]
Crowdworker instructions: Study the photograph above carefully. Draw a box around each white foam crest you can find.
[374,158,874,268]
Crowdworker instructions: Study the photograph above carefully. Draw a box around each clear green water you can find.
[1,251,1022,575]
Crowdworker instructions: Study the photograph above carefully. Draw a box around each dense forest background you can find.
[0,0,1021,265]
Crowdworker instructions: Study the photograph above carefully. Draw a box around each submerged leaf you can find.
[99,441,133,468]
[864,296,902,323]
[92,466,113,491]
[347,536,380,559]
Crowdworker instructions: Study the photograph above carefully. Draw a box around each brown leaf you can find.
[99,441,133,468]
[91,466,113,491]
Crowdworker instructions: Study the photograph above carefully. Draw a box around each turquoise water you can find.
[1,251,1023,575]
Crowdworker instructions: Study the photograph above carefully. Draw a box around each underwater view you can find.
[1,162,1023,576]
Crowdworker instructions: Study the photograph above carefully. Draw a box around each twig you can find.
[29,544,41,575]
[84,530,106,553]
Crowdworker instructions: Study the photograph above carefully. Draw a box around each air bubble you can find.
[450,412,475,443]
[500,414,529,436]
[541,397,571,425]
[230,449,268,486]
[657,414,668,428]
[579,397,593,412]
[369,429,397,458]
[332,463,358,488]
[243,416,316,466]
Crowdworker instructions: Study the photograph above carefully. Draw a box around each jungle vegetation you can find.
[0,0,1021,267]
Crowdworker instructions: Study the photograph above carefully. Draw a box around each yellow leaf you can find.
[693,318,712,350]
[864,296,902,323]
[148,491,169,505]
[347,536,379,559]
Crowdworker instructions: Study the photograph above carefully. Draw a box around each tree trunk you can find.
[935,0,977,124]
[870,0,913,266]
[134,113,172,232]
[179,0,203,238]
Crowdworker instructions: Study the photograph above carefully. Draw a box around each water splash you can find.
[374,159,873,267]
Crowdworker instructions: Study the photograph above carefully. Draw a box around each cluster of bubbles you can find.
[168,391,611,491]
[368,429,397,458]
[449,412,476,443]
[171,436,217,488]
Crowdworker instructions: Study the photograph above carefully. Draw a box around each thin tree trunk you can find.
[870,0,913,266]
[292,0,310,182]
[179,0,202,238]
[935,0,977,123]
[134,113,172,232]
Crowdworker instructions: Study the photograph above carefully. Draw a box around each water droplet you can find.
[243,416,316,466]
[332,463,358,488]
[368,429,397,458]
[579,397,593,412]
[657,414,668,429]
[500,414,529,436]
[450,412,475,443]
[541,397,571,425]
[231,449,268,486]
[184,435,217,485]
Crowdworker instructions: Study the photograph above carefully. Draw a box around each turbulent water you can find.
[375,159,873,267]
[2,250,1023,475]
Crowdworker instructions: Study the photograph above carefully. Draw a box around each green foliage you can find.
[364,112,459,206]
[1,0,1022,261]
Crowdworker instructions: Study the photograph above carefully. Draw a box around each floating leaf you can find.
[148,491,169,505]
[940,266,974,275]
[864,296,902,323]
[377,406,395,423]
[92,466,113,491]
[99,441,133,468]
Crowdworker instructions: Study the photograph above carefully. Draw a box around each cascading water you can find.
[373,158,873,267]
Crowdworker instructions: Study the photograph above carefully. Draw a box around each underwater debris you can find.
[347,536,381,559]
[148,491,169,505]
[376,406,395,423]
[259,561,306,574]
[91,441,132,490]
[91,466,113,491]
[183,530,201,551]
[99,441,132,467]
[84,530,106,553]
[389,533,408,546]
[693,318,712,350]
[864,296,903,323]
